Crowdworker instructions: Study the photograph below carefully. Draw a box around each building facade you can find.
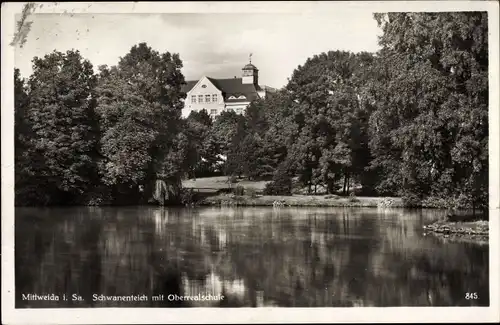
[181,61,275,118]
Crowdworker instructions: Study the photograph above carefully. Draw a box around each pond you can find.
[15,206,489,307]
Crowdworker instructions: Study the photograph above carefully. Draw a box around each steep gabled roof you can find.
[182,77,260,102]
[181,80,198,93]
[208,77,260,101]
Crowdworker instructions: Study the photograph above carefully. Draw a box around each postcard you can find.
[2,1,499,324]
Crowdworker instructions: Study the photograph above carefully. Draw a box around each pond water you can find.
[15,206,489,308]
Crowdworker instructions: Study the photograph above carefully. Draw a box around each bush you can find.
[233,185,245,196]
[401,191,423,208]
[83,185,114,206]
[348,191,360,203]
[180,188,197,205]
[421,195,457,209]
[246,187,258,198]
[264,170,292,196]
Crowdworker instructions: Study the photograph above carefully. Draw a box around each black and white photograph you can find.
[2,1,499,324]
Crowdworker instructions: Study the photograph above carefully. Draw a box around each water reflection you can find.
[15,207,489,308]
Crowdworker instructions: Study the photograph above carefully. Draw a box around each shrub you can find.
[348,191,360,203]
[401,191,423,208]
[83,185,113,206]
[264,170,292,196]
[233,185,245,196]
[246,187,258,198]
[180,188,197,205]
[421,196,457,209]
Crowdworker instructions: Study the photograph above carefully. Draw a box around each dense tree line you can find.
[15,44,192,205]
[15,12,488,211]
[368,12,488,212]
[15,51,100,205]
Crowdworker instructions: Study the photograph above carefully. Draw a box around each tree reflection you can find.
[15,207,489,307]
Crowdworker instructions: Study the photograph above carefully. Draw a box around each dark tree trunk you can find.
[327,177,335,194]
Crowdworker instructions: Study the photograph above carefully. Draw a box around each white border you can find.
[2,1,499,324]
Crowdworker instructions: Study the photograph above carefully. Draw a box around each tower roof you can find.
[242,63,258,71]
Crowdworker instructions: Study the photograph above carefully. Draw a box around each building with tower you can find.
[180,56,276,118]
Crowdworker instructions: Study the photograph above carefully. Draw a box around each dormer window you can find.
[238,95,246,99]
[228,96,237,100]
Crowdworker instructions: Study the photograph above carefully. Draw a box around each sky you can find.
[15,12,382,88]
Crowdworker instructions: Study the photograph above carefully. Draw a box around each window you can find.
[210,109,217,115]
[191,95,196,103]
[212,94,218,102]
[227,108,234,112]
[238,95,246,99]
[228,96,236,100]
[198,95,203,103]
[205,94,211,103]
[236,108,243,114]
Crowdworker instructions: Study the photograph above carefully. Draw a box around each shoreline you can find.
[16,194,489,244]
[198,194,490,244]
[198,194,404,208]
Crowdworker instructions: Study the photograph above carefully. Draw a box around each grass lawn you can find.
[183,176,402,207]
[182,176,269,191]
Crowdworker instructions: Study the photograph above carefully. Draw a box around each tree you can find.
[225,117,248,177]
[222,95,295,180]
[14,68,36,205]
[260,91,298,178]
[369,12,488,211]
[285,51,376,194]
[14,68,29,149]
[263,162,293,196]
[238,99,271,179]
[19,50,99,205]
[95,43,186,204]
[185,109,216,177]
[209,110,244,155]
[206,110,246,175]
